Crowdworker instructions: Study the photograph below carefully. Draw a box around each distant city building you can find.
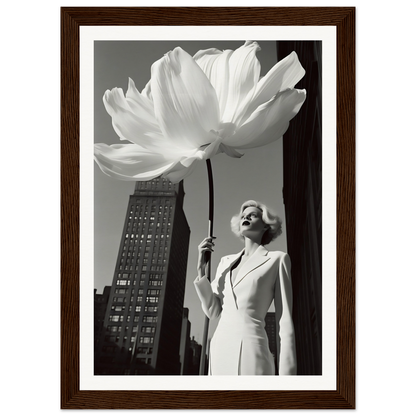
[179,308,191,375]
[94,178,190,375]
[188,336,203,375]
[278,40,323,375]
[94,286,111,354]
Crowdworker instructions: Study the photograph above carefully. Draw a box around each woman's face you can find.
[240,206,267,239]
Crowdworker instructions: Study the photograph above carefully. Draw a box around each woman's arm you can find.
[194,237,222,319]
[274,253,297,375]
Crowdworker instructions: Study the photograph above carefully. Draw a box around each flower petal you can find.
[194,47,233,119]
[141,80,153,102]
[94,143,176,181]
[163,138,223,183]
[240,51,306,125]
[221,41,261,126]
[163,161,199,184]
[103,86,166,152]
[151,47,220,149]
[126,78,155,120]
[224,88,307,149]
[219,143,244,158]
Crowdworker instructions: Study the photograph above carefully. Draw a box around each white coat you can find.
[194,245,296,375]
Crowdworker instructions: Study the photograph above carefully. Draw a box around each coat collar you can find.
[226,245,270,288]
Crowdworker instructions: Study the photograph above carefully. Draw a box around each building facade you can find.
[95,178,190,375]
[278,41,323,375]
[94,286,111,354]
[179,308,191,375]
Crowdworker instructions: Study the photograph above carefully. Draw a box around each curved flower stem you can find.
[199,159,214,375]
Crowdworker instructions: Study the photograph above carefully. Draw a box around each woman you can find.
[194,200,296,375]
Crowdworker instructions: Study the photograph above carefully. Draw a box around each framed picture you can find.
[61,7,355,409]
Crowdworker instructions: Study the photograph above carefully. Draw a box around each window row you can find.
[115,270,167,284]
[108,306,159,322]
[112,289,160,302]
[107,302,158,314]
[127,219,171,226]
[142,279,164,287]
[111,299,158,310]
[107,315,157,332]
[139,336,154,344]
[136,179,174,188]
[136,357,152,365]
[121,248,169,258]
[104,326,156,343]
[113,286,163,296]
[136,347,153,354]
[102,336,132,346]
[119,257,167,265]
[116,270,166,282]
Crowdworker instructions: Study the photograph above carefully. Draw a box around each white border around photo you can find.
[80,25,337,391]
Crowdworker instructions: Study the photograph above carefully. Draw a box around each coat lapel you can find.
[232,245,270,289]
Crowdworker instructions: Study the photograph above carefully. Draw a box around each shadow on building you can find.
[278,41,323,375]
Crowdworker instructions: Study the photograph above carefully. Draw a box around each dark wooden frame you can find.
[61,7,355,409]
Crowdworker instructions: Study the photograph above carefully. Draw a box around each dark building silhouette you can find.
[94,286,111,354]
[95,178,190,375]
[278,41,323,375]
[178,309,203,375]
[187,336,203,375]
[179,308,191,375]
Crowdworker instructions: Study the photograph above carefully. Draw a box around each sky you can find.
[94,40,294,343]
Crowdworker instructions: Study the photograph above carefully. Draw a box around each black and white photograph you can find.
[91,38,324,379]
[55,3,362,414]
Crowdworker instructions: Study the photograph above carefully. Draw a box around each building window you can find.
[139,336,154,344]
[107,325,122,333]
[141,326,156,334]
[109,315,123,322]
[143,316,158,323]
[146,296,158,304]
[116,279,130,286]
[149,273,159,280]
[137,347,153,356]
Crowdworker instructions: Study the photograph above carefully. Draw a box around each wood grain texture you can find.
[61,8,80,408]
[61,7,355,409]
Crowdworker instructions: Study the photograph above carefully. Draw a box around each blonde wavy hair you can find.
[230,200,282,245]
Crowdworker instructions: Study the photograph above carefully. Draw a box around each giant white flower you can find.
[94,41,306,183]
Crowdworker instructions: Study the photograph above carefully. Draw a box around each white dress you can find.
[194,245,296,375]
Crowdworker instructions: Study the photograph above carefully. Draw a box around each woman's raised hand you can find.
[197,236,216,278]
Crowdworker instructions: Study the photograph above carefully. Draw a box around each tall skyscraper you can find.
[95,178,190,375]
[278,41,323,375]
